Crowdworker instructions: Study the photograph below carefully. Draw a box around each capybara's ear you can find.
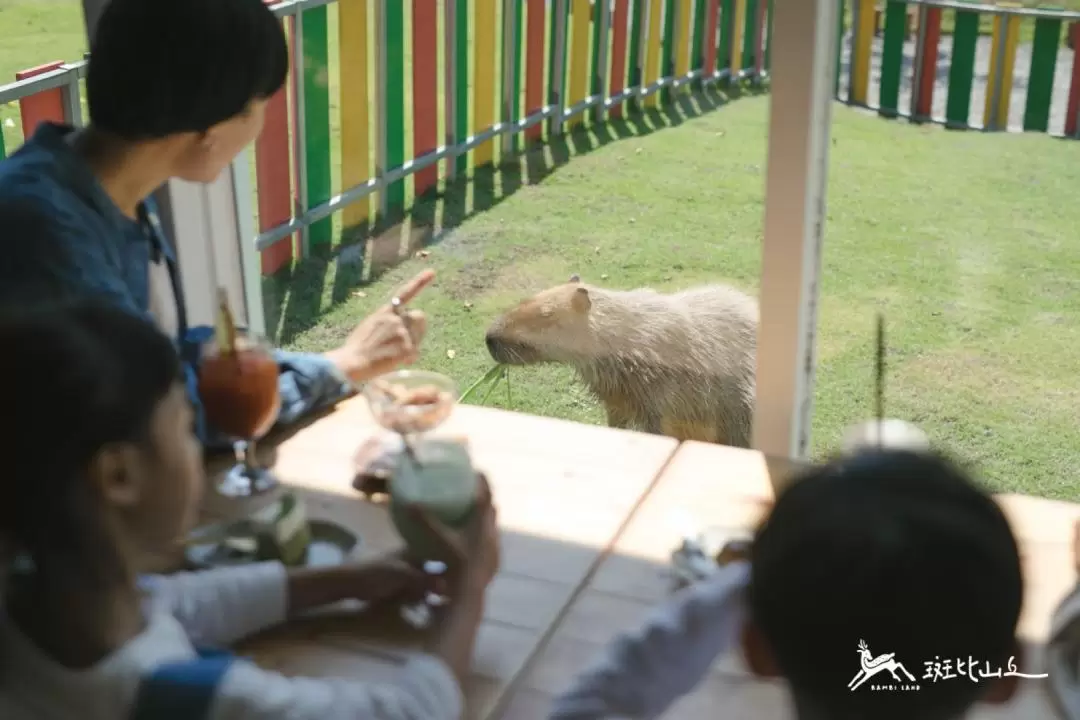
[569,273,581,283]
[571,286,591,312]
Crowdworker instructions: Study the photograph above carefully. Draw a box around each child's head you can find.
[0,303,204,591]
[86,0,288,183]
[743,450,1023,720]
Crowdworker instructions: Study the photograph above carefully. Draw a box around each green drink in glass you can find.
[365,370,478,625]
[388,437,478,561]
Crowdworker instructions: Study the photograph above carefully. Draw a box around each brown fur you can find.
[485,276,758,447]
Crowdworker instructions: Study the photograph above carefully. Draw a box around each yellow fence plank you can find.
[984,7,1021,129]
[567,0,592,126]
[339,0,370,226]
[674,0,693,89]
[730,0,747,77]
[851,0,875,104]
[474,0,497,166]
[644,0,664,107]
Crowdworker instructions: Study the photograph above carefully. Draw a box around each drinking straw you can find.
[215,287,238,355]
[875,313,885,449]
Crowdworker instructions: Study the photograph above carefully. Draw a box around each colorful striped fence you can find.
[5,0,1079,272]
[1,0,777,276]
[838,0,1080,138]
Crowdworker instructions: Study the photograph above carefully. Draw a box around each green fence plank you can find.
[0,129,6,160]
[945,8,979,128]
[834,0,845,94]
[719,0,734,74]
[878,0,907,115]
[628,0,645,89]
[742,0,757,70]
[1024,12,1062,132]
[383,1,406,213]
[591,0,605,106]
[547,0,569,109]
[302,6,333,245]
[765,0,774,72]
[512,0,523,126]
[692,0,708,71]
[455,0,469,174]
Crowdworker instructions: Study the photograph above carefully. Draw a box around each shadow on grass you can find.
[263,82,767,344]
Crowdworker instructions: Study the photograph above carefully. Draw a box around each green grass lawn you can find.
[271,92,1080,499]
[2,0,1079,498]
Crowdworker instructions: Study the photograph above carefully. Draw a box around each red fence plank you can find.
[412,0,439,195]
[609,0,630,118]
[1067,23,1080,137]
[525,0,546,141]
[15,61,66,138]
[915,7,942,119]
[703,0,720,77]
[256,9,294,276]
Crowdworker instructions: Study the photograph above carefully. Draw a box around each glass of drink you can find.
[364,370,476,625]
[199,330,281,497]
[388,438,478,560]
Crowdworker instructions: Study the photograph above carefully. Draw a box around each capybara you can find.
[485,275,758,446]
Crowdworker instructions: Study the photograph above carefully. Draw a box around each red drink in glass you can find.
[199,333,281,497]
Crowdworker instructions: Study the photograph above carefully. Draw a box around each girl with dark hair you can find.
[0,0,433,450]
[0,304,500,720]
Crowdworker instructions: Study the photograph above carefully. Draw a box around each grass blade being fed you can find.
[459,364,505,404]
[478,371,501,405]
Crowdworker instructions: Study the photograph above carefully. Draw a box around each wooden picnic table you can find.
[205,394,679,720]
[206,403,1078,720]
[503,441,1078,720]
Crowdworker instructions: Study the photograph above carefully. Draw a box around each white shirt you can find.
[549,562,751,720]
[0,562,462,720]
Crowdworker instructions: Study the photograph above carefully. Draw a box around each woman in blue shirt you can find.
[0,0,432,444]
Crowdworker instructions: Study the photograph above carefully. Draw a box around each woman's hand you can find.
[324,270,435,384]
[416,474,501,683]
[409,473,501,594]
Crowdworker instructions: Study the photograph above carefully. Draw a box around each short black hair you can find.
[748,450,1022,720]
[0,302,182,588]
[87,0,288,140]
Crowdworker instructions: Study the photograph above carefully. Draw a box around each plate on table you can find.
[185,518,359,570]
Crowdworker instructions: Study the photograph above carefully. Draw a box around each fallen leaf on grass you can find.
[415,250,430,259]
[463,302,473,310]
[352,291,367,298]
[446,350,456,359]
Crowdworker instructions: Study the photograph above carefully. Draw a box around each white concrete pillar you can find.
[752,0,840,460]
[80,0,265,335]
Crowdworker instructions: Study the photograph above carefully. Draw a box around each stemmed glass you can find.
[364,370,475,627]
[199,330,281,497]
